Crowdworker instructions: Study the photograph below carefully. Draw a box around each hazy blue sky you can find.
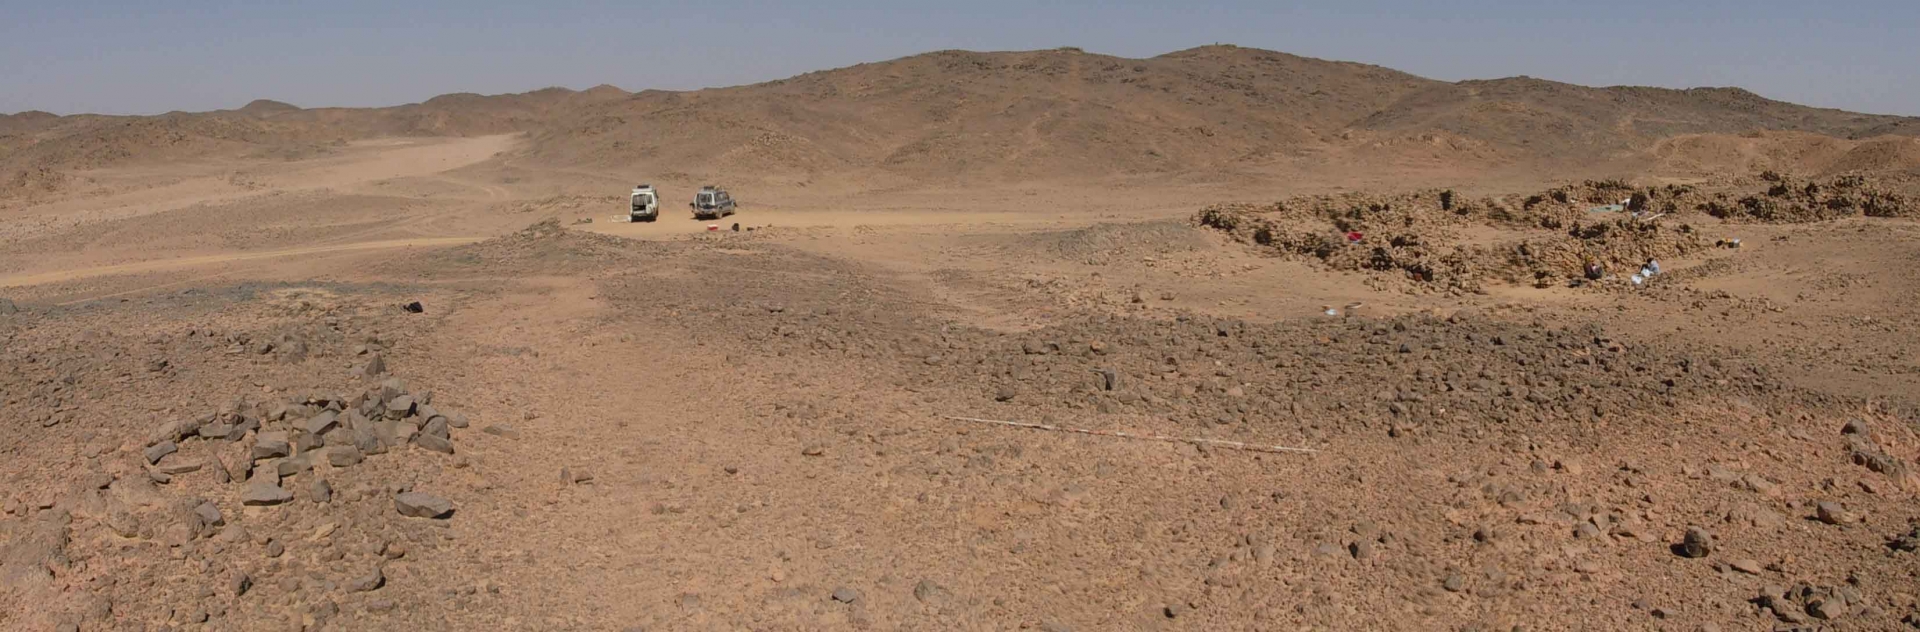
[2,0,1915,116]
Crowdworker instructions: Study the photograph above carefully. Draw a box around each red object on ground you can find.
[707,224,719,231]
[1345,231,1363,243]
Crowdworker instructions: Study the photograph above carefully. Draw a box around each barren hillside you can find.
[6,45,1920,195]
[525,46,1441,181]
[521,46,1920,184]
[1355,77,1916,158]
[0,87,626,176]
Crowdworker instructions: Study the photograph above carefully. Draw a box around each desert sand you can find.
[3,46,1920,631]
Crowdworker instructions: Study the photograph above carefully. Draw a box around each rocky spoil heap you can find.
[1702,172,1918,223]
[0,362,467,631]
[1196,184,1708,293]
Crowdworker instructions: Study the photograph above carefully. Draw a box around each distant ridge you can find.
[4,46,1917,190]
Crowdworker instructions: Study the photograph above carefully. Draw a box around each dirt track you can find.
[5,69,1920,632]
[0,238,483,290]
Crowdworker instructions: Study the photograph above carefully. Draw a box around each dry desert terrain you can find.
[4,46,1920,631]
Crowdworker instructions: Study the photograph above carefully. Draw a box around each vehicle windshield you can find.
[633,193,654,204]
[697,193,715,206]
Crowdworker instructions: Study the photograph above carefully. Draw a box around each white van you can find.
[630,185,659,222]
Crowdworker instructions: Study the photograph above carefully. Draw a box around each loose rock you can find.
[422,416,449,440]
[216,523,249,543]
[157,460,202,475]
[362,353,387,378]
[328,445,365,468]
[305,410,340,436]
[394,492,453,519]
[347,566,385,592]
[415,433,455,454]
[275,455,312,478]
[912,579,950,604]
[385,395,416,420]
[193,501,223,527]
[1816,501,1851,525]
[143,441,178,465]
[241,481,293,506]
[1808,597,1846,620]
[1680,526,1714,558]
[198,423,234,440]
[252,431,291,461]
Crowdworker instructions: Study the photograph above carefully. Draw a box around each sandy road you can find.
[0,237,481,289]
[2,136,521,234]
[0,135,518,298]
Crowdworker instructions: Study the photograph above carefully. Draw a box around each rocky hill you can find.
[6,45,1919,191]
[522,45,1920,183]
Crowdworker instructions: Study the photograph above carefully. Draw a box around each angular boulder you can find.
[393,492,453,519]
[251,431,291,461]
[241,482,293,506]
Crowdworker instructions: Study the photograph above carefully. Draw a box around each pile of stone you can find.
[1755,582,1883,624]
[1703,172,1917,223]
[1841,418,1919,491]
[0,353,471,630]
[140,353,462,519]
[1195,186,1709,293]
[1890,522,1920,554]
